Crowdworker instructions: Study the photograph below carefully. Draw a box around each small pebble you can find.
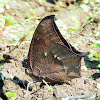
[28,87,32,91]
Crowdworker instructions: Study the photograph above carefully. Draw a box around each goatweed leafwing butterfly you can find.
[27,15,89,83]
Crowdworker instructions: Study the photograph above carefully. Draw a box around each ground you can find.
[0,0,100,100]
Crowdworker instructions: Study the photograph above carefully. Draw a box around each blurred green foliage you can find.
[1,73,4,81]
[89,50,100,59]
[4,16,17,26]
[89,76,95,80]
[6,91,16,100]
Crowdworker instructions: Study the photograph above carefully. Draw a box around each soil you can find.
[0,0,100,100]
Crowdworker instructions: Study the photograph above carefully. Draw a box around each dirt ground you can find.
[0,0,100,100]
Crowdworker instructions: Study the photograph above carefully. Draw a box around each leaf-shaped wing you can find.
[27,15,89,83]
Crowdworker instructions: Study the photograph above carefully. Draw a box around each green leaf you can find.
[0,58,6,66]
[6,92,12,97]
[9,97,16,100]
[1,74,4,81]
[89,50,100,59]
[96,64,100,68]
[12,92,16,97]
[89,58,94,61]
[4,16,16,26]
[30,8,36,13]
[96,43,100,47]
[47,86,53,90]
[25,2,30,7]
[6,91,16,99]
[94,40,100,47]
[0,63,5,66]
[89,76,94,80]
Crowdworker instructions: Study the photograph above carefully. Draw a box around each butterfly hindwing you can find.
[29,42,81,83]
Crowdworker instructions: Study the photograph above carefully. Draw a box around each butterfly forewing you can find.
[28,15,60,70]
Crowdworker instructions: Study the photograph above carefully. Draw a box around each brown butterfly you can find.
[26,15,89,83]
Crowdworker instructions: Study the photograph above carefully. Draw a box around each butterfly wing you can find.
[27,15,89,83]
[27,15,60,71]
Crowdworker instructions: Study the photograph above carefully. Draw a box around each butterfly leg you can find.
[42,79,49,87]
[42,79,53,90]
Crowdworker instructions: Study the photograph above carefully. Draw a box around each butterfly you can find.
[26,15,89,83]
